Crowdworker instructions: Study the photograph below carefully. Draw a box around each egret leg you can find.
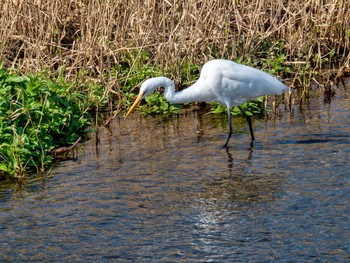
[238,105,255,141]
[223,107,233,148]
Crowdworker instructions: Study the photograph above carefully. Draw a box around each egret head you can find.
[125,78,165,117]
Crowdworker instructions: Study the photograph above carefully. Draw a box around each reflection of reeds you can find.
[1,0,348,81]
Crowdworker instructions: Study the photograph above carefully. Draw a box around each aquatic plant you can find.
[0,63,90,179]
[210,97,266,117]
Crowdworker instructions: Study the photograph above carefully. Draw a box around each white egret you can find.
[126,59,290,147]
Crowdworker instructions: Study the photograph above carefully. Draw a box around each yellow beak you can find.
[125,92,144,117]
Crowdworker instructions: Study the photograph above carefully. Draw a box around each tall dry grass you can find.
[1,0,349,84]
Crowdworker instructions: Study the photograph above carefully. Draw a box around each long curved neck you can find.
[156,77,176,102]
[156,77,206,104]
[152,77,215,103]
[151,77,183,103]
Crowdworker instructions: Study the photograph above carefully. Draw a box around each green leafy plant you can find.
[139,93,181,115]
[0,63,90,179]
[210,96,265,116]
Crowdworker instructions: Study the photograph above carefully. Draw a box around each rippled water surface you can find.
[1,81,350,262]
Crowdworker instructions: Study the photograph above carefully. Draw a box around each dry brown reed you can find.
[1,0,349,84]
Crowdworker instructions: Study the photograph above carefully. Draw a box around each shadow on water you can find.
[1,79,350,261]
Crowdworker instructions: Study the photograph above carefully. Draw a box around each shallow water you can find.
[1,81,350,262]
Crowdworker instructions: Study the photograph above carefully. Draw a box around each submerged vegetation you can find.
[0,0,349,179]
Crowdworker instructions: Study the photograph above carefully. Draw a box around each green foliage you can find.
[139,93,181,115]
[115,50,162,109]
[0,62,90,178]
[210,97,265,116]
[262,54,292,76]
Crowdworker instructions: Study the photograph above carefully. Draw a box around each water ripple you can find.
[1,86,350,262]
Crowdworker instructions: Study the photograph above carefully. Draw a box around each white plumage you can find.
[126,59,290,147]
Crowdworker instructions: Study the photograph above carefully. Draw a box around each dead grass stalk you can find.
[1,0,349,84]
